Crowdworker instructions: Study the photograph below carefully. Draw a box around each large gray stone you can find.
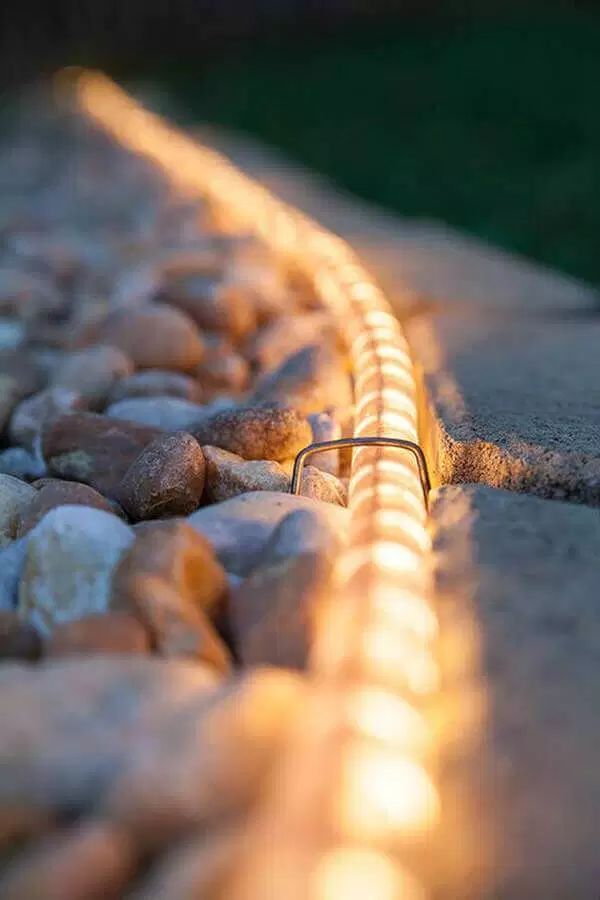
[430,484,600,899]
[409,314,600,505]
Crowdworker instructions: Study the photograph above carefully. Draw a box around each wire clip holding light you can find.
[290,436,431,509]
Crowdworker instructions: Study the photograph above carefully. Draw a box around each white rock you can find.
[18,506,134,635]
[188,490,348,575]
[0,474,36,547]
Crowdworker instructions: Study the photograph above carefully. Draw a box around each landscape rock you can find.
[245,311,339,372]
[17,480,118,537]
[202,445,289,502]
[300,465,347,506]
[9,386,84,449]
[431,484,600,898]
[0,352,45,432]
[0,610,41,660]
[0,474,36,546]
[42,412,161,497]
[118,432,205,520]
[191,404,311,462]
[111,520,230,670]
[95,303,205,371]
[307,409,342,475]
[230,510,335,667]
[105,396,206,431]
[252,343,353,415]
[102,668,304,846]
[0,446,46,481]
[189,490,348,575]
[46,612,151,657]
[195,340,250,398]
[18,506,134,636]
[51,344,133,409]
[163,272,257,341]
[0,538,28,611]
[0,267,63,321]
[0,656,220,824]
[108,369,203,404]
[0,820,137,900]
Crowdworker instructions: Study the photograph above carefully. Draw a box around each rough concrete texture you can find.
[408,313,600,505]
[430,484,600,899]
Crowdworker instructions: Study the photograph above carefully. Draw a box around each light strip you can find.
[71,71,439,899]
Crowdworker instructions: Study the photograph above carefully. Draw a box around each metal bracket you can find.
[290,437,431,509]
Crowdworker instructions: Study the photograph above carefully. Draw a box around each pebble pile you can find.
[0,94,353,897]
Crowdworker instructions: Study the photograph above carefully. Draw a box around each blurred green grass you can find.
[158,11,600,284]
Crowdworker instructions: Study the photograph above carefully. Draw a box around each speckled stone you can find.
[0,474,36,547]
[18,505,134,636]
[191,404,312,462]
[202,445,289,503]
[118,432,205,520]
[42,413,162,497]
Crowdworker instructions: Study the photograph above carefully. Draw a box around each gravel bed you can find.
[0,94,353,897]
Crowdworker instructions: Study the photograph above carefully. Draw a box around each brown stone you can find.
[0,820,137,900]
[195,340,250,399]
[230,551,331,669]
[50,345,133,410]
[0,657,220,827]
[245,311,340,372]
[42,413,162,497]
[45,612,150,657]
[17,481,118,537]
[0,611,41,660]
[163,273,257,341]
[117,432,205,520]
[191,404,312,462]
[111,520,230,671]
[9,387,85,450]
[95,303,205,372]
[203,445,290,503]
[252,343,353,415]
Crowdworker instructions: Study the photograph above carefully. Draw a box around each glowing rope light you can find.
[71,70,439,900]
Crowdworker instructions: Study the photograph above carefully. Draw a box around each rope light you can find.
[71,70,439,899]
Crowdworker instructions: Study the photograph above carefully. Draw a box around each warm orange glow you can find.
[336,743,439,840]
[313,848,426,900]
[70,70,440,899]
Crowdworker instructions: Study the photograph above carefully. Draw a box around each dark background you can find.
[2,1,600,284]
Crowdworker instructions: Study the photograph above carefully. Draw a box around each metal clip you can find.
[290,437,431,509]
